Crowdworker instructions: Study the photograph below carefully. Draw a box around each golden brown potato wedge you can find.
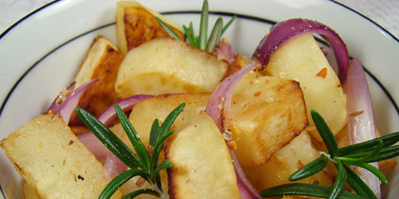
[68,36,123,133]
[231,71,308,167]
[165,112,240,199]
[128,93,210,148]
[116,0,184,56]
[243,131,333,194]
[115,37,228,98]
[1,112,122,199]
[263,32,347,143]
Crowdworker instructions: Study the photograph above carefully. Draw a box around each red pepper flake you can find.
[253,91,262,97]
[297,160,304,169]
[69,140,75,145]
[316,67,327,78]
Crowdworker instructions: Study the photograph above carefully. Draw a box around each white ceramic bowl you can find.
[1,0,399,198]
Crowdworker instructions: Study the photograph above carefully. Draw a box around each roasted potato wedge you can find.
[0,112,122,199]
[128,93,210,147]
[116,0,184,56]
[243,131,333,195]
[115,37,228,98]
[231,71,308,167]
[263,32,347,143]
[69,36,123,133]
[165,112,240,199]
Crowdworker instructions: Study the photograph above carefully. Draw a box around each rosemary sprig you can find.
[156,0,236,53]
[261,109,399,199]
[76,103,185,199]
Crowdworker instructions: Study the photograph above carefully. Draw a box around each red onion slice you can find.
[205,64,258,131]
[103,152,128,180]
[215,38,237,64]
[205,63,262,199]
[346,59,380,198]
[78,95,153,162]
[48,79,98,123]
[47,81,76,112]
[252,18,349,86]
[97,94,153,126]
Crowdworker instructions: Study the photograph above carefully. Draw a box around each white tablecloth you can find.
[1,0,398,38]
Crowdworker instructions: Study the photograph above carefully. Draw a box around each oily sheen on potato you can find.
[0,112,122,199]
[263,32,347,143]
[68,36,123,132]
[165,112,241,199]
[116,0,184,56]
[115,37,228,98]
[231,71,308,168]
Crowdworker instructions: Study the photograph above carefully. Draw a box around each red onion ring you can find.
[205,63,262,199]
[346,59,380,198]
[78,95,153,162]
[252,18,349,86]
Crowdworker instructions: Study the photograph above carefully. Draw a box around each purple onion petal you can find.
[205,64,258,131]
[103,152,128,180]
[252,18,349,86]
[97,94,153,126]
[55,79,98,124]
[346,59,380,198]
[47,81,76,112]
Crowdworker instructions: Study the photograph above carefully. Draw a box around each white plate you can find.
[1,0,398,198]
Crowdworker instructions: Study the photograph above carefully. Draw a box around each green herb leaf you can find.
[289,154,328,181]
[77,103,185,199]
[100,169,146,199]
[155,17,183,40]
[198,0,209,50]
[183,23,197,47]
[311,110,338,158]
[338,141,383,163]
[338,131,399,156]
[76,107,140,169]
[115,104,150,171]
[344,164,377,199]
[260,183,363,199]
[150,103,185,180]
[221,15,237,36]
[149,118,160,148]
[328,161,347,199]
[342,161,388,184]
[151,160,173,181]
[364,145,399,162]
[206,17,223,53]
